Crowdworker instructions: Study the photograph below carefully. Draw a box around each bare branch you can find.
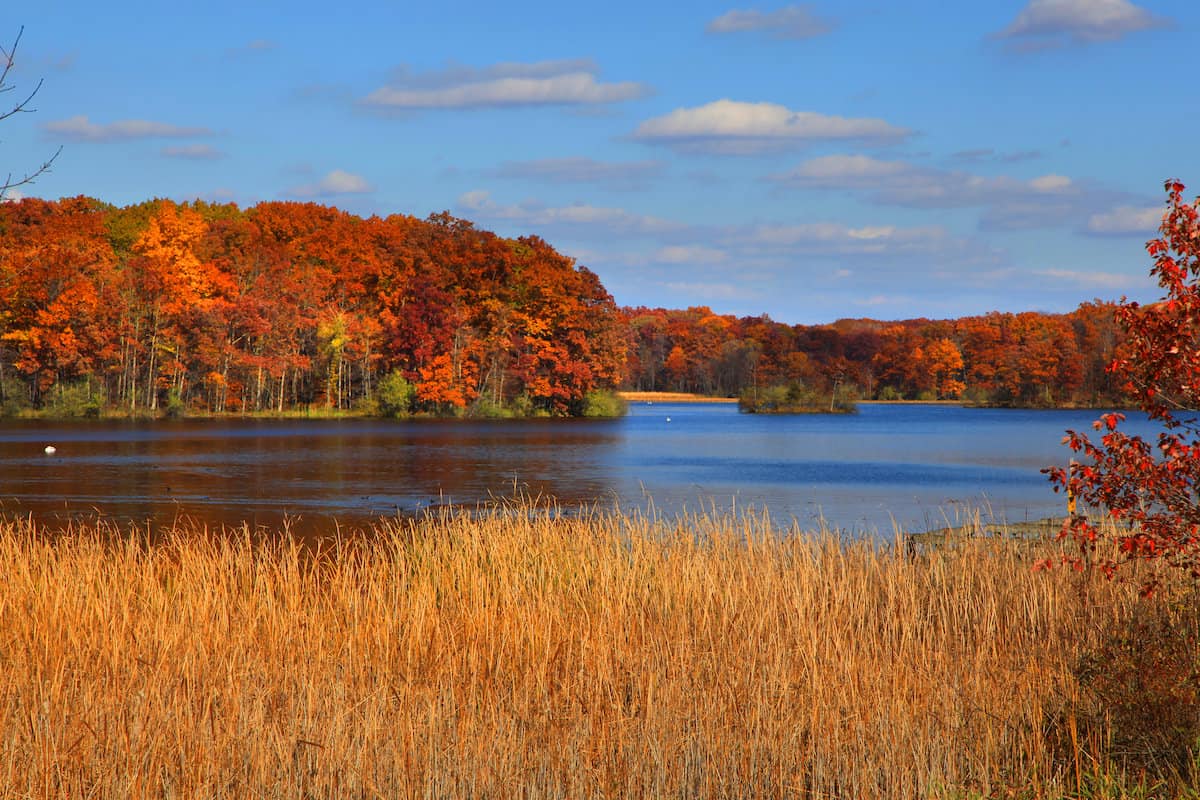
[0,78,45,122]
[1,26,62,200]
[1,145,61,196]
[0,26,22,88]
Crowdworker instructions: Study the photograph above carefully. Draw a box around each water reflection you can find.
[0,404,1156,535]
[0,418,625,534]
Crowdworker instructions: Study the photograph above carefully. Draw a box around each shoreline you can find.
[2,396,1129,420]
[618,391,738,403]
[857,399,962,405]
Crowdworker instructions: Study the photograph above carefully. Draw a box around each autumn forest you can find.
[0,196,1126,417]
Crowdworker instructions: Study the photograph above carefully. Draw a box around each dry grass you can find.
[618,391,737,403]
[0,506,1193,799]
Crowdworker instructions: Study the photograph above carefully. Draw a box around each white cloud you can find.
[1085,204,1162,236]
[162,144,223,160]
[457,189,493,210]
[995,0,1166,47]
[724,221,955,257]
[632,100,910,154]
[770,154,1118,230]
[313,170,372,194]
[654,245,728,264]
[706,5,834,40]
[456,189,999,320]
[854,294,901,307]
[362,59,648,110]
[1028,174,1073,192]
[457,189,970,267]
[393,59,595,87]
[490,157,663,187]
[42,115,213,142]
[366,74,641,108]
[1034,268,1137,290]
[775,154,911,183]
[286,169,374,198]
[847,226,897,240]
[772,154,1075,200]
[458,190,683,236]
[1,189,24,203]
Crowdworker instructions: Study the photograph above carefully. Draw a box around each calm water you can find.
[0,403,1156,535]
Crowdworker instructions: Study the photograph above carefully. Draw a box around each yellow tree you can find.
[133,201,230,409]
[923,337,965,399]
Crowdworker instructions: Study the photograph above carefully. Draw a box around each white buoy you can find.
[665,416,671,423]
[44,445,56,455]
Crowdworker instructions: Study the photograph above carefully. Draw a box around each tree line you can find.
[0,197,625,416]
[0,196,1125,417]
[623,301,1123,407]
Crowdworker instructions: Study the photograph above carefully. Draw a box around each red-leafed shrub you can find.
[1046,181,1200,584]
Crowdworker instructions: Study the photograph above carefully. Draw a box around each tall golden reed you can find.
[0,507,1167,798]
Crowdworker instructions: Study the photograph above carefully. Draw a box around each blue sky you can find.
[3,0,1196,324]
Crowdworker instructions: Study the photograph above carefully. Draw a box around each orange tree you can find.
[1047,180,1200,580]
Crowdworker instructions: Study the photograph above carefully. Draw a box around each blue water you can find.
[0,403,1157,535]
[615,402,1155,533]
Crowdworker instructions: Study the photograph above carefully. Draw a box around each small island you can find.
[737,382,857,414]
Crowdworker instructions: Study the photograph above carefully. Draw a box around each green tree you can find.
[377,370,415,417]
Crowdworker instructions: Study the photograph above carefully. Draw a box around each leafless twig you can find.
[1,26,61,199]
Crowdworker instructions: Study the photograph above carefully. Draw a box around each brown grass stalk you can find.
[0,507,1190,798]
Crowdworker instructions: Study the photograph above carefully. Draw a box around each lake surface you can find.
[0,403,1157,536]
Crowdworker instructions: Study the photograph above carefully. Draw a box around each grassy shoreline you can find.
[618,391,738,403]
[3,506,1196,798]
[1,395,1132,420]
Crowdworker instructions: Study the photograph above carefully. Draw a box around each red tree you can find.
[1047,180,1200,580]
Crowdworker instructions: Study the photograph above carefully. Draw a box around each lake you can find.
[0,403,1156,536]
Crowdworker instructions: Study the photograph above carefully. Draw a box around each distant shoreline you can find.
[618,391,738,404]
[618,395,1117,410]
[857,399,962,405]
